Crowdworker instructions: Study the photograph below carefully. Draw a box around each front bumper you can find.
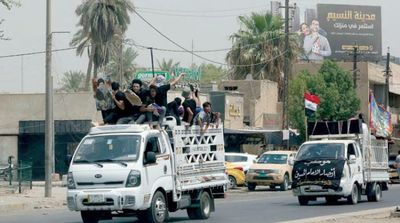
[67,188,149,211]
[292,179,352,197]
[246,173,284,185]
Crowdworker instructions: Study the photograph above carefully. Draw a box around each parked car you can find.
[225,162,245,189]
[389,154,399,181]
[246,151,296,191]
[225,152,257,173]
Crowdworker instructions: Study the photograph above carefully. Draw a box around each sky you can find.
[0,0,397,93]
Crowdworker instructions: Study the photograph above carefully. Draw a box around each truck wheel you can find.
[81,211,100,223]
[280,174,289,191]
[187,191,212,220]
[247,183,256,191]
[368,183,382,202]
[228,175,237,189]
[347,184,359,205]
[144,191,168,223]
[298,196,309,205]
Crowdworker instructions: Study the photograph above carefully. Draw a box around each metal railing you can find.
[0,160,32,193]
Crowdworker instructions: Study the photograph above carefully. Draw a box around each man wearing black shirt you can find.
[181,89,196,125]
[108,82,141,124]
[166,97,182,125]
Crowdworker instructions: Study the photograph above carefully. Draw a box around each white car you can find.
[225,152,257,173]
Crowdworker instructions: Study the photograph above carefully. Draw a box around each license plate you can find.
[87,194,104,203]
[309,186,321,190]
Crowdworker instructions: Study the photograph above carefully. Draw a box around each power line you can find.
[135,5,267,13]
[136,9,245,18]
[0,46,77,59]
[133,10,287,67]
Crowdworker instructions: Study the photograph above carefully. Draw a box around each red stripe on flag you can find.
[304,92,320,104]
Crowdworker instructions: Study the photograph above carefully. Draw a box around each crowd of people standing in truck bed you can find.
[92,73,220,133]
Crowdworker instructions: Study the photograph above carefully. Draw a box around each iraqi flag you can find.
[304,92,320,117]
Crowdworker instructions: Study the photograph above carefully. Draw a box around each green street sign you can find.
[135,71,171,81]
[173,67,201,81]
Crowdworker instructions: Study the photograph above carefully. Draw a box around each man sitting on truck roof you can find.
[139,85,166,129]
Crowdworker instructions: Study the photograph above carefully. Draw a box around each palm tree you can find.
[70,0,134,90]
[226,12,300,98]
[59,70,86,92]
[102,46,138,86]
[157,58,180,73]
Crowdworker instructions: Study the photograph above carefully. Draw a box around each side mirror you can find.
[348,155,356,164]
[65,155,72,166]
[288,158,294,166]
[145,152,157,165]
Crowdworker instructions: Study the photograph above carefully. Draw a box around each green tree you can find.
[199,63,227,85]
[157,58,180,73]
[70,0,134,90]
[102,46,138,86]
[289,60,360,141]
[59,70,86,92]
[226,12,300,85]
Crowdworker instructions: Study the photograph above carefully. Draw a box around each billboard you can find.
[297,4,381,61]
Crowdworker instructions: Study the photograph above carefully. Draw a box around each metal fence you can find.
[0,160,32,193]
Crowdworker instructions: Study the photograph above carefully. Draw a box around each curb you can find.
[278,207,395,223]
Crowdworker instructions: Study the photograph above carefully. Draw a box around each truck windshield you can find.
[296,143,345,160]
[73,135,141,163]
[257,154,287,164]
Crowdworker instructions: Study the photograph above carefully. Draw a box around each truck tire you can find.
[187,191,212,220]
[144,191,168,223]
[298,196,309,205]
[368,183,382,202]
[280,174,289,191]
[228,175,237,189]
[347,184,359,205]
[81,211,100,223]
[247,183,256,191]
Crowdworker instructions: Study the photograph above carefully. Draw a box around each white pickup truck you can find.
[66,124,227,223]
[292,120,389,205]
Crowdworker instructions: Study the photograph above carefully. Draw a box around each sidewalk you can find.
[0,184,66,213]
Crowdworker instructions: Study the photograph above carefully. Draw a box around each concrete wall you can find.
[0,92,100,135]
[220,80,278,127]
[223,93,244,129]
[0,136,17,164]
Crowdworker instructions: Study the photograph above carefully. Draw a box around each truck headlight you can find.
[126,170,141,187]
[67,172,76,189]
[271,169,280,174]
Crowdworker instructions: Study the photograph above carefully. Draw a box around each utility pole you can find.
[119,38,123,86]
[149,47,155,77]
[384,47,391,109]
[349,44,360,89]
[45,0,53,198]
[280,0,294,149]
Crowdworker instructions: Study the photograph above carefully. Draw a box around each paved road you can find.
[1,184,399,223]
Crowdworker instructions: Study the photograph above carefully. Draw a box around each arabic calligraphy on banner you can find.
[369,92,393,138]
[292,159,346,190]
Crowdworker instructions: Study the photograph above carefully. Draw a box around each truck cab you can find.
[292,120,389,205]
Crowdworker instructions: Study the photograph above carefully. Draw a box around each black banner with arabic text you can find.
[292,159,346,190]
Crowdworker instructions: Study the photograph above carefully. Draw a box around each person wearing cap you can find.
[182,88,196,125]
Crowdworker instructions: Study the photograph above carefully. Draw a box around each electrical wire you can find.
[133,10,287,67]
[135,5,267,14]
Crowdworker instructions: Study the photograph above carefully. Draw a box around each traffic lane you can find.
[0,184,399,223]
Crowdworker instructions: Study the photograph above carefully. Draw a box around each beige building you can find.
[220,80,279,128]
[209,91,244,129]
